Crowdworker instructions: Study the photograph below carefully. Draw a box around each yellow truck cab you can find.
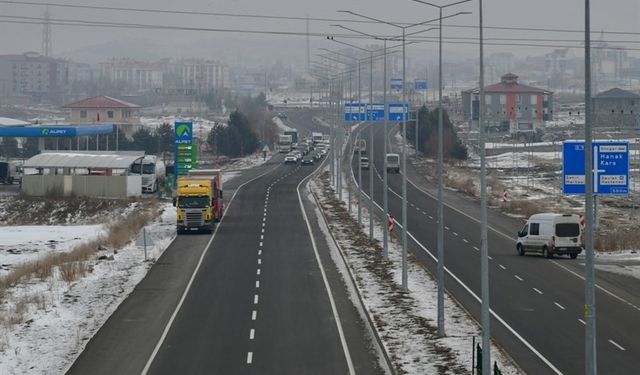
[173,169,223,234]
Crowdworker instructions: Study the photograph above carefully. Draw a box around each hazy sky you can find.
[0,0,638,62]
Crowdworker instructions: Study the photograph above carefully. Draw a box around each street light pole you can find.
[369,50,375,241]
[411,0,472,338]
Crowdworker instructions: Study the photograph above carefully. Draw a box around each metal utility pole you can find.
[369,50,375,241]
[584,0,597,373]
[412,0,472,304]
[382,39,389,259]
[479,1,490,373]
[401,28,408,290]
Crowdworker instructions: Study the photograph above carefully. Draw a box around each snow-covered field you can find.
[0,151,270,374]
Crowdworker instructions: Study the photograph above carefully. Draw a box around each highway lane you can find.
[69,116,383,374]
[67,159,283,375]
[354,122,640,374]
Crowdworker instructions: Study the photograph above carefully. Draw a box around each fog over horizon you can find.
[0,0,638,67]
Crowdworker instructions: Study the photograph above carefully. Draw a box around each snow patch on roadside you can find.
[310,169,521,374]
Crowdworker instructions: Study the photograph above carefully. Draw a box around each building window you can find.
[500,95,506,105]
[485,95,492,105]
[531,95,538,105]
[107,111,114,119]
[80,110,87,118]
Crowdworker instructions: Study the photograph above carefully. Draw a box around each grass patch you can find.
[0,200,158,325]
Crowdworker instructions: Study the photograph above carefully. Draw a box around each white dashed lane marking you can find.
[499,264,507,270]
[609,340,626,351]
[578,319,585,325]
[554,302,565,310]
[514,275,523,282]
[533,288,543,295]
[252,310,257,320]
[249,329,255,340]
[254,295,259,304]
[256,269,261,275]
[256,280,260,288]
[246,352,253,364]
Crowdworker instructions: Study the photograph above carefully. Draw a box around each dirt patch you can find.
[0,196,134,226]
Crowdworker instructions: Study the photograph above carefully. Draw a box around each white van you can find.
[386,153,400,173]
[516,213,583,259]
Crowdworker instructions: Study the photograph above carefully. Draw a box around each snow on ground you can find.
[0,150,269,374]
[310,168,520,374]
[0,225,104,277]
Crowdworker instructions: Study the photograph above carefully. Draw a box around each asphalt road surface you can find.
[68,116,383,374]
[352,121,640,374]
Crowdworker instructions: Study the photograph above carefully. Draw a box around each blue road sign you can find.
[388,103,410,121]
[365,103,385,121]
[415,79,428,90]
[391,78,403,90]
[562,140,629,195]
[343,102,365,121]
[344,103,386,121]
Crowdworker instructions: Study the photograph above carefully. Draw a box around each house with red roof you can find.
[63,96,141,124]
[462,73,553,134]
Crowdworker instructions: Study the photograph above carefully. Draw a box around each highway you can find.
[68,112,383,374]
[352,120,640,374]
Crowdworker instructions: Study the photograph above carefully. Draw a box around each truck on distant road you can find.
[312,132,323,145]
[277,134,293,153]
[386,153,400,173]
[173,169,223,234]
[284,129,299,144]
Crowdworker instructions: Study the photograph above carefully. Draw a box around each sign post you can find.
[174,122,194,188]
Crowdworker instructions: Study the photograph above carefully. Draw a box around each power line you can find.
[0,14,639,52]
[2,0,640,38]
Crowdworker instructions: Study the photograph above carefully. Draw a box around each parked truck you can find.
[312,132,323,145]
[173,169,223,234]
[130,155,166,193]
[277,134,293,153]
[0,160,23,184]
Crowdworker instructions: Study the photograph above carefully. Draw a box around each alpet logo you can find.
[41,128,50,135]
[176,124,191,137]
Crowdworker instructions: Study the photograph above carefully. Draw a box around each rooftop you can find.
[593,88,640,99]
[464,73,551,95]
[63,96,141,109]
[24,151,145,170]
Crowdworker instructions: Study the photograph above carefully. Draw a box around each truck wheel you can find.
[543,246,552,259]
[517,244,525,256]
[570,253,578,259]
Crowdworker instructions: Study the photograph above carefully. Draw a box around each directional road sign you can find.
[562,140,629,195]
[344,103,385,121]
[415,79,428,90]
[391,78,403,90]
[388,103,410,122]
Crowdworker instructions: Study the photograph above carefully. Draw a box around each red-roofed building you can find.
[462,73,553,134]
[63,96,141,123]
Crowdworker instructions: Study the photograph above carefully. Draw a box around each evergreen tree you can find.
[131,127,157,154]
[156,123,174,155]
[407,106,467,161]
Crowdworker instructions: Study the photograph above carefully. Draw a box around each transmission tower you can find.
[42,8,52,57]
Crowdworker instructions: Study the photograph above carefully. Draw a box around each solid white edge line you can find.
[297,165,356,375]
[396,154,640,314]
[357,189,563,375]
[608,339,626,351]
[140,163,281,375]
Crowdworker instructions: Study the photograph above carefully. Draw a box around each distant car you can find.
[301,155,315,165]
[284,153,298,164]
[277,112,287,119]
[310,151,321,161]
[360,156,370,169]
[291,150,303,160]
[316,146,327,157]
